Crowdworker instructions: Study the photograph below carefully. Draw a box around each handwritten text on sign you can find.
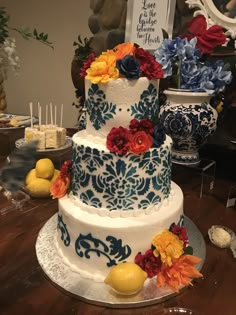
[137,0,159,47]
[126,0,172,50]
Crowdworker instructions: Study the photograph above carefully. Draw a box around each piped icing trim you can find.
[68,182,176,218]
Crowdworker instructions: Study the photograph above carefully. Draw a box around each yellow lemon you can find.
[104,262,147,295]
[51,169,60,183]
[35,158,55,179]
[26,177,52,198]
[25,168,37,186]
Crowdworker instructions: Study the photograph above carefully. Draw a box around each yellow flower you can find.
[152,230,184,267]
[85,51,119,84]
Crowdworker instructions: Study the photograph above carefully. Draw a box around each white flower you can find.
[0,37,20,80]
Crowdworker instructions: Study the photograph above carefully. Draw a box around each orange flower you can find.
[113,42,136,60]
[129,131,153,154]
[152,230,184,266]
[86,51,119,83]
[50,176,70,199]
[157,255,203,292]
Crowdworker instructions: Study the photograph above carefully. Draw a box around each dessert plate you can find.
[0,113,38,131]
[35,214,206,308]
[15,136,72,152]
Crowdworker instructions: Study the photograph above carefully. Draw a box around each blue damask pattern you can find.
[85,84,116,130]
[75,233,131,267]
[71,143,171,210]
[138,192,161,209]
[80,190,102,208]
[57,214,71,246]
[131,83,159,120]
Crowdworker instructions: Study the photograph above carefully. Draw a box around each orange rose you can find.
[129,131,153,154]
[50,176,70,199]
[113,42,136,60]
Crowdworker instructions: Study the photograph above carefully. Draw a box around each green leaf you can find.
[184,246,193,255]
[162,28,169,39]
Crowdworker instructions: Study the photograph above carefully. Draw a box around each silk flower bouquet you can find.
[154,15,232,95]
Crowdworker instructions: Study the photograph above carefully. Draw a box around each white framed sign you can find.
[125,0,176,51]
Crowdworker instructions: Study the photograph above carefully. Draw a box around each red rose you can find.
[80,53,96,77]
[140,59,164,79]
[134,47,164,79]
[106,127,130,155]
[170,224,189,249]
[134,47,155,64]
[129,118,154,135]
[181,15,226,54]
[135,249,162,278]
[129,131,153,154]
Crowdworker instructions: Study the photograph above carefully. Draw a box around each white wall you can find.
[2,0,92,127]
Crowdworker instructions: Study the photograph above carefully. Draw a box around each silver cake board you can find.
[35,214,206,308]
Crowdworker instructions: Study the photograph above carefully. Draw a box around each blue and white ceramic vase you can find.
[159,89,218,165]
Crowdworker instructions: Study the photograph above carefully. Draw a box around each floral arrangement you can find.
[50,160,71,199]
[80,42,164,84]
[154,15,232,94]
[106,118,166,155]
[0,7,52,80]
[135,219,203,291]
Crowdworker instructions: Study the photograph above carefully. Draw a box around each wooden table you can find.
[0,159,235,315]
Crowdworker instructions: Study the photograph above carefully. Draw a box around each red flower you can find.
[50,160,71,199]
[106,127,130,155]
[80,53,96,77]
[135,249,162,278]
[50,176,70,199]
[170,224,189,249]
[134,47,164,79]
[129,131,153,154]
[129,118,155,135]
[181,15,226,54]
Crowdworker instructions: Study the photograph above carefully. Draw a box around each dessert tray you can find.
[0,113,38,131]
[15,136,72,152]
[35,214,206,308]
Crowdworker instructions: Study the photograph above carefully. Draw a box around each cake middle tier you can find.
[71,131,172,213]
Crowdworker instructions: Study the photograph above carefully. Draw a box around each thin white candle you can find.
[54,105,57,126]
[60,104,63,127]
[37,102,40,121]
[46,104,48,125]
[50,102,53,125]
[29,102,33,128]
[39,106,42,127]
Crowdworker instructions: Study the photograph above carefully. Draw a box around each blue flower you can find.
[154,36,232,93]
[153,124,166,148]
[116,55,141,80]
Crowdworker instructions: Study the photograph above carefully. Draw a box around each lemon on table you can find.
[25,168,37,186]
[51,169,60,183]
[104,262,147,295]
[35,158,55,179]
[26,177,52,198]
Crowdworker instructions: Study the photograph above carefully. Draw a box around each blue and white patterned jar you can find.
[159,89,218,165]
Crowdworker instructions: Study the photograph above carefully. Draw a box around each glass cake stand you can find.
[35,214,206,308]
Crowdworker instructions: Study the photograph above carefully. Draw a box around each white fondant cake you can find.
[55,77,186,282]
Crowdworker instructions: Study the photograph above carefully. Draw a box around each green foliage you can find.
[73,35,93,61]
[13,26,53,49]
[0,7,9,44]
[0,6,53,48]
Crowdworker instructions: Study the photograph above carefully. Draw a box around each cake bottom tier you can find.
[56,182,184,282]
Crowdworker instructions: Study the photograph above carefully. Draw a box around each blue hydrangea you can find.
[154,37,232,93]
